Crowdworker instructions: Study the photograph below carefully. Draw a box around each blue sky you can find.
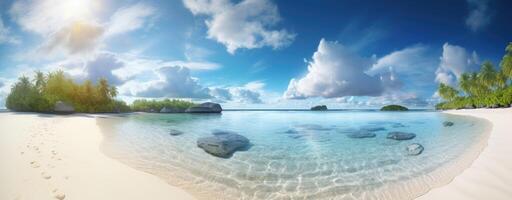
[0,0,511,109]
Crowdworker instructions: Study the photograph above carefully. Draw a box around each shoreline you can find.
[418,108,512,200]
[0,112,195,200]
[1,109,510,199]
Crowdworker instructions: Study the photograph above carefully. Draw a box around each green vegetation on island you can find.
[436,42,512,110]
[131,99,196,112]
[6,70,129,113]
[380,105,409,111]
[311,105,328,111]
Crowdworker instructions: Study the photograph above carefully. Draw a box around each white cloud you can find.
[183,0,295,54]
[284,39,383,99]
[120,66,211,99]
[41,21,104,54]
[0,18,20,44]
[435,43,479,85]
[209,81,265,104]
[10,0,156,55]
[465,0,492,32]
[105,3,156,37]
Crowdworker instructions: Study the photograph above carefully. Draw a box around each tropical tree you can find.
[437,83,459,101]
[478,61,497,89]
[500,42,512,79]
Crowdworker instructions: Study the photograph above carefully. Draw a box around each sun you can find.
[59,0,98,21]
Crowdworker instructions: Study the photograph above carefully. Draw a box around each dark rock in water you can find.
[197,131,250,158]
[387,132,416,140]
[346,130,376,139]
[391,123,406,128]
[54,101,74,114]
[361,126,387,132]
[169,129,184,136]
[311,105,328,111]
[289,135,303,139]
[212,130,237,136]
[443,121,454,127]
[284,129,299,134]
[186,102,222,113]
[406,143,424,155]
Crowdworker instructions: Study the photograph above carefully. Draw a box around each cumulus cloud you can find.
[183,0,295,54]
[82,53,125,85]
[121,66,211,99]
[105,3,156,36]
[435,43,479,85]
[284,39,383,99]
[209,87,232,102]
[0,18,19,44]
[465,0,492,32]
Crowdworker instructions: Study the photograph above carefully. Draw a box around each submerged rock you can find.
[361,126,387,132]
[186,102,222,113]
[197,131,250,158]
[169,129,184,136]
[406,143,424,155]
[346,130,376,139]
[443,121,454,127]
[387,132,416,140]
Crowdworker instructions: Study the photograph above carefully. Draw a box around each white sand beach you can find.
[1,109,511,200]
[0,113,195,200]
[419,108,512,200]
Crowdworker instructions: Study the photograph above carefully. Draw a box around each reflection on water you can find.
[98,111,490,200]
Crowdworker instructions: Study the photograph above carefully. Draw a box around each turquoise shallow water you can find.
[99,111,490,200]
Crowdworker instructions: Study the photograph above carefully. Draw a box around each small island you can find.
[311,105,328,111]
[380,105,409,111]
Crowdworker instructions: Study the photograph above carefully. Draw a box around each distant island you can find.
[381,105,409,111]
[436,42,512,110]
[5,70,221,114]
[311,105,328,111]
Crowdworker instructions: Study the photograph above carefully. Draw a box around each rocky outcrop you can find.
[387,132,416,140]
[186,102,222,113]
[443,121,454,127]
[197,131,250,158]
[406,143,424,155]
[54,101,74,114]
[311,105,328,111]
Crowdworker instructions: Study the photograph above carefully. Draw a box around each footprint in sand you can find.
[52,189,66,200]
[41,172,52,179]
[30,161,40,168]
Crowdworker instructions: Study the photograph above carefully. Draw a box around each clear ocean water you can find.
[98,111,490,200]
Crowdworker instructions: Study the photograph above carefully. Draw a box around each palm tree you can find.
[500,42,512,80]
[438,83,459,101]
[459,73,472,96]
[478,61,496,89]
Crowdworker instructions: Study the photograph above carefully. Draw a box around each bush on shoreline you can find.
[436,42,512,110]
[131,99,196,112]
[6,70,130,113]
